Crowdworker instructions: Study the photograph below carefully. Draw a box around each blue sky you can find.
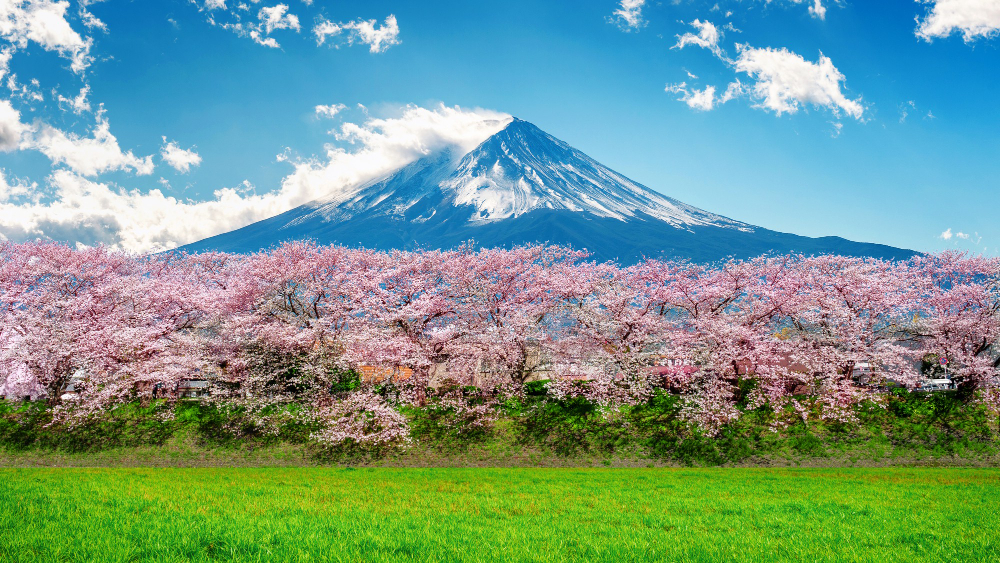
[0,0,997,254]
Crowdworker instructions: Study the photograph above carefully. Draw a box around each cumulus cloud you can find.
[279,104,510,211]
[666,80,746,111]
[684,86,717,111]
[611,0,646,31]
[78,3,107,32]
[198,3,399,52]
[0,0,94,73]
[0,48,11,82]
[665,83,719,111]
[0,167,33,202]
[808,0,827,19]
[315,103,346,119]
[205,2,303,48]
[0,99,25,150]
[160,138,202,173]
[720,80,744,102]
[56,84,90,114]
[939,228,983,244]
[258,4,299,35]
[673,19,723,57]
[22,110,155,176]
[730,0,833,19]
[665,22,862,121]
[770,0,830,19]
[916,0,1000,42]
[7,72,43,104]
[0,104,512,252]
[314,15,400,53]
[732,45,864,119]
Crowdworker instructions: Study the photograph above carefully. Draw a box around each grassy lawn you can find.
[1,468,998,562]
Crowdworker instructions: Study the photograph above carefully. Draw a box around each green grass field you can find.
[1,468,998,562]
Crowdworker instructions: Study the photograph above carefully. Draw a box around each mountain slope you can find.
[180,118,916,263]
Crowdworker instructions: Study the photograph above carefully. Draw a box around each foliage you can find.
[3,387,997,465]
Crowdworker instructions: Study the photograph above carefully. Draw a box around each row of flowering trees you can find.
[1,240,998,438]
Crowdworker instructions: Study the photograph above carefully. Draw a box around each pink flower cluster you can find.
[1,241,997,434]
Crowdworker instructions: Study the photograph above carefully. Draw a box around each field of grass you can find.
[1,468,998,562]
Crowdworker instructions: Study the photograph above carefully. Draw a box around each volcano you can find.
[180,118,915,263]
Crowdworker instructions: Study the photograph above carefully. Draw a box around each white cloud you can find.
[315,103,346,119]
[315,15,400,53]
[938,229,982,245]
[200,3,398,52]
[767,0,829,19]
[808,0,827,19]
[899,100,916,123]
[916,0,1000,42]
[206,2,303,48]
[0,104,512,252]
[737,0,833,19]
[667,35,861,120]
[7,72,43,103]
[56,84,90,114]
[160,138,202,173]
[279,104,510,211]
[732,45,864,119]
[665,83,718,111]
[0,48,11,82]
[0,99,25,150]
[0,0,94,73]
[22,110,155,176]
[611,0,646,31]
[249,34,278,49]
[685,86,717,111]
[313,20,339,44]
[78,0,108,31]
[258,4,299,35]
[720,80,744,103]
[0,167,34,201]
[673,19,723,57]
[667,80,744,112]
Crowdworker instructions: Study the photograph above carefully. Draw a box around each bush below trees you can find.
[2,386,997,467]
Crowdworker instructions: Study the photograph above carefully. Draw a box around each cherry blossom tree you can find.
[912,252,1000,399]
[1,240,997,435]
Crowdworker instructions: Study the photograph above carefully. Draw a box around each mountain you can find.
[180,118,916,263]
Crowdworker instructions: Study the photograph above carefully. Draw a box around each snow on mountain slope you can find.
[290,118,749,231]
[441,119,748,229]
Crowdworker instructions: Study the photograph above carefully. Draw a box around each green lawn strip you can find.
[1,468,997,562]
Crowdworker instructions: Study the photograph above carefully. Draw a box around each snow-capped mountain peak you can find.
[298,117,748,231]
[180,118,915,264]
